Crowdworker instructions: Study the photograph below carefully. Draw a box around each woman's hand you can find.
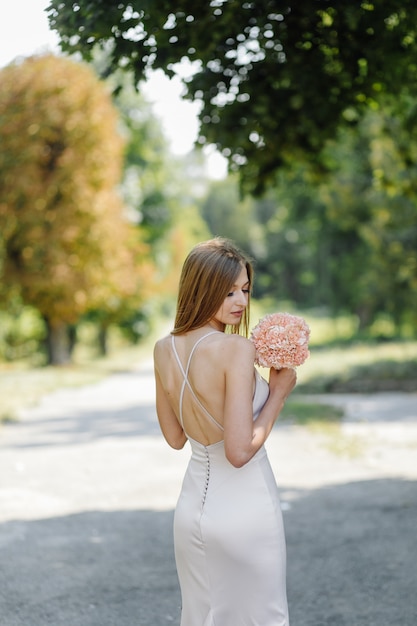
[268,367,297,403]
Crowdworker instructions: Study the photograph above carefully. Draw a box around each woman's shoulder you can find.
[225,333,253,347]
[153,334,172,359]
[213,333,255,360]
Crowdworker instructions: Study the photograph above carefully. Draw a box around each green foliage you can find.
[0,54,155,363]
[47,0,417,193]
[0,305,45,362]
[318,103,417,329]
[98,57,211,306]
[45,0,417,333]
[198,97,417,333]
[107,66,175,244]
[200,175,261,253]
[0,55,147,319]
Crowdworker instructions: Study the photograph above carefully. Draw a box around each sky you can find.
[0,0,226,176]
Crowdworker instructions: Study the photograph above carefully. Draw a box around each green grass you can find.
[280,398,344,425]
[298,341,417,392]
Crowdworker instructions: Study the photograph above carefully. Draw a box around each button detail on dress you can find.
[202,447,210,507]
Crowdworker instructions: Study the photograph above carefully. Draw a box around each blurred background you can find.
[1,1,416,425]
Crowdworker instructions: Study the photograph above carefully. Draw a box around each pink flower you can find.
[250,312,311,369]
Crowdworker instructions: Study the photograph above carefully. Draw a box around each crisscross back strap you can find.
[171,332,224,433]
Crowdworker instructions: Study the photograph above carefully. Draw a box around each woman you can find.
[153,237,296,626]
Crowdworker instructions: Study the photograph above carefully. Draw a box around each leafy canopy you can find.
[0,54,150,327]
[47,0,417,193]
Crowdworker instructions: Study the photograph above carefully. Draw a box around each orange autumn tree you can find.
[0,54,152,364]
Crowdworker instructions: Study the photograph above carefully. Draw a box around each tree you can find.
[0,54,152,364]
[97,60,174,246]
[199,126,417,335]
[318,103,417,331]
[108,65,210,312]
[47,0,417,193]
[200,176,259,251]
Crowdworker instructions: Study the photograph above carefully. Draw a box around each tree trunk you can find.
[356,305,373,332]
[68,324,77,357]
[44,317,71,365]
[97,325,108,356]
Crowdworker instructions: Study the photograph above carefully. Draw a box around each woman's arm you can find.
[223,337,296,467]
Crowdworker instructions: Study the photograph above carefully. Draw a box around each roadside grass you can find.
[279,399,344,425]
[278,398,364,458]
[297,341,417,393]
[0,321,164,424]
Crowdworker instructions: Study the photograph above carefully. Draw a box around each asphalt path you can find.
[0,360,416,626]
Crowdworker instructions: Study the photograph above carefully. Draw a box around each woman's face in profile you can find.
[210,265,250,330]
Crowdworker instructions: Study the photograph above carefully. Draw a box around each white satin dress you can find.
[172,332,289,626]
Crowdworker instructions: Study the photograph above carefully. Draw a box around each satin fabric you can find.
[172,335,289,626]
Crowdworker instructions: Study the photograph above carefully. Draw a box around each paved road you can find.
[0,362,416,626]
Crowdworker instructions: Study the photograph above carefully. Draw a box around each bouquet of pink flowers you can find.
[250,312,311,370]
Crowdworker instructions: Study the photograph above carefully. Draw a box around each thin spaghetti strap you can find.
[184,332,220,377]
[171,332,220,376]
[171,335,187,429]
[171,332,224,433]
[171,335,186,378]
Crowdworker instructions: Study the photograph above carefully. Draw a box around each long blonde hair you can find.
[172,237,253,336]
